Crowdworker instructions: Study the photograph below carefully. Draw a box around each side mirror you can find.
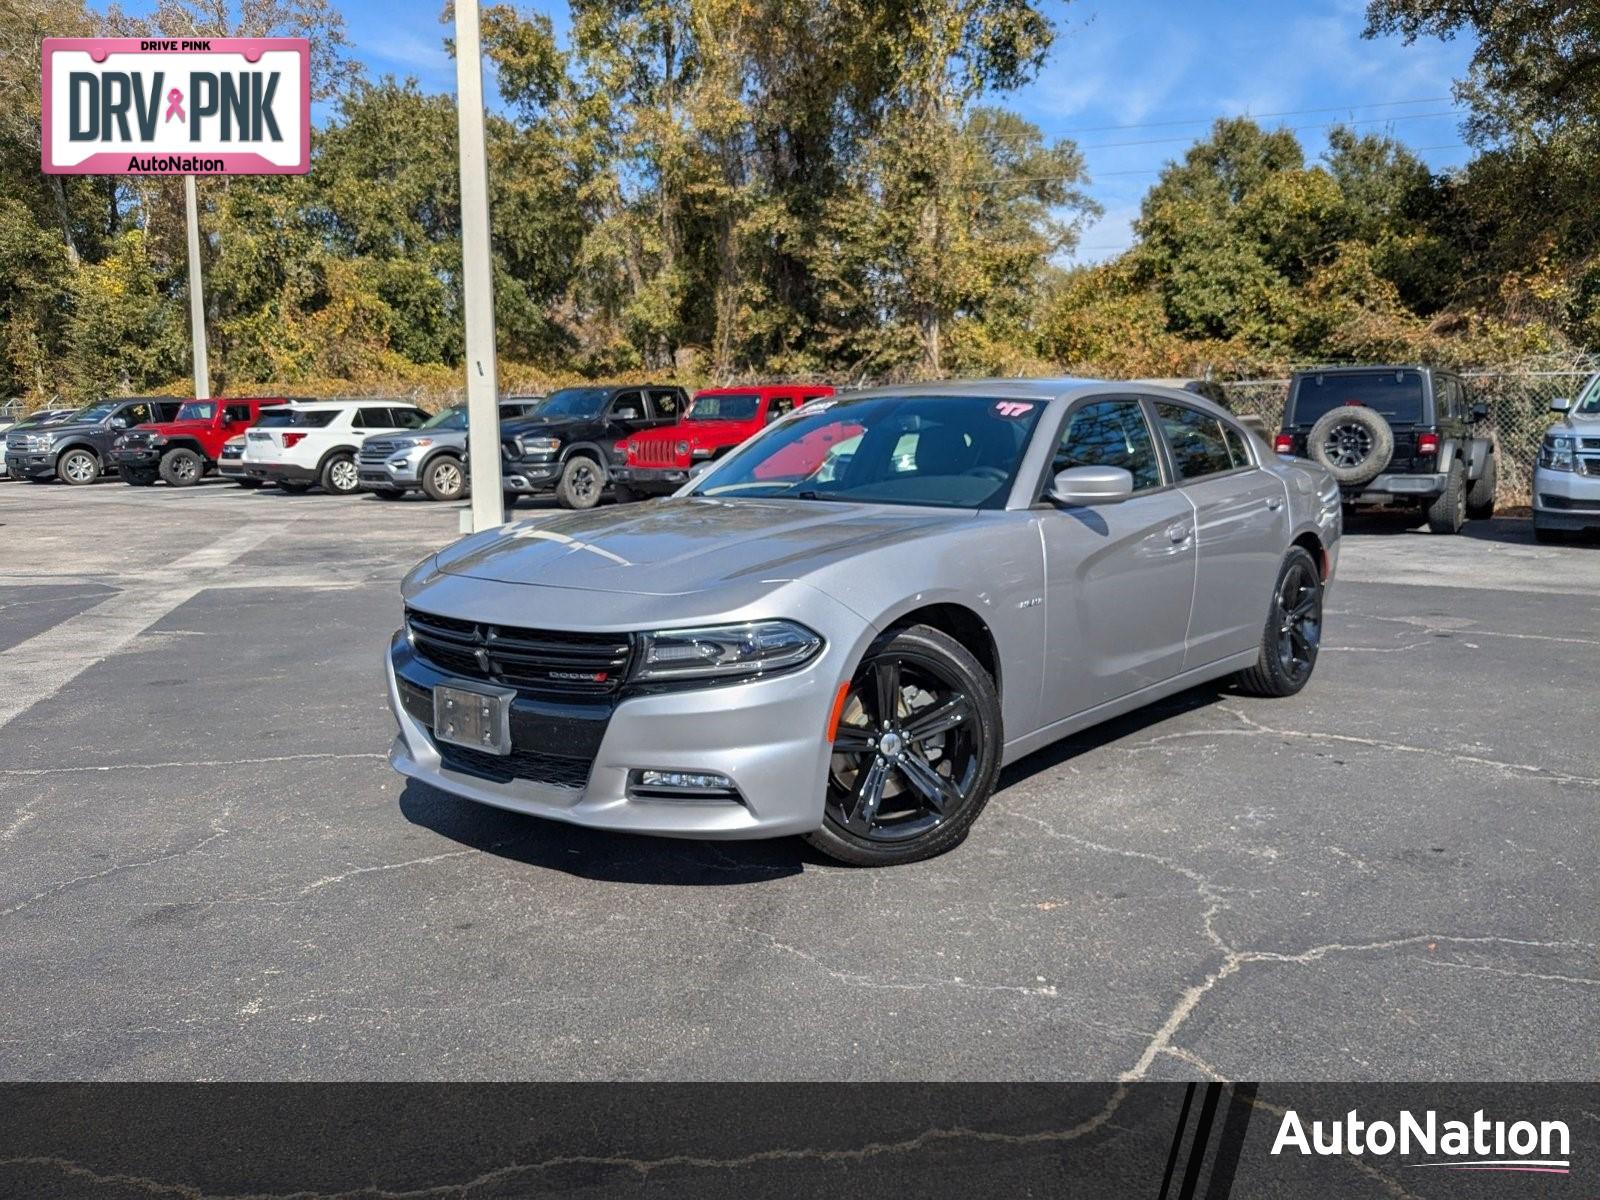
[1049,465,1134,505]
[1470,402,1490,421]
[110,417,128,430]
[1550,397,1572,413]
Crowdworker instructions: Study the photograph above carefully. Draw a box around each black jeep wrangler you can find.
[1275,366,1497,534]
[499,384,688,509]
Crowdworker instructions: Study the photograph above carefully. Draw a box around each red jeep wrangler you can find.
[613,384,834,499]
[112,397,287,487]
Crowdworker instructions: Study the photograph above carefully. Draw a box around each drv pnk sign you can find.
[42,38,309,175]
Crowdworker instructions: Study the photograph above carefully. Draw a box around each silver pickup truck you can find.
[1534,374,1600,543]
[358,397,543,502]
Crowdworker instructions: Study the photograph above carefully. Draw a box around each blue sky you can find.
[336,0,1477,263]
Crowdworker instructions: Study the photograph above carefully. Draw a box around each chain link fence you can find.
[1219,368,1596,506]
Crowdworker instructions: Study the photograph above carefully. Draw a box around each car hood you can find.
[436,497,976,597]
[25,420,104,438]
[501,414,592,439]
[1553,411,1600,432]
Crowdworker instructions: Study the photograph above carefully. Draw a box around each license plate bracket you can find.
[433,683,515,756]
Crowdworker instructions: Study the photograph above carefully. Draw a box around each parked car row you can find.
[8,367,1600,544]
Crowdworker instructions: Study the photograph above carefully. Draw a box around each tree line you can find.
[1,0,1596,406]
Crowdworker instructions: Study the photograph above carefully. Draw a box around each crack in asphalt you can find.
[0,1090,1132,1192]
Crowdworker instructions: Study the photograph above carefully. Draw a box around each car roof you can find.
[1289,364,1436,376]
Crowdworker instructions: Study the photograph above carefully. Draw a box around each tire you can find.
[1465,445,1497,520]
[421,455,466,502]
[1235,546,1323,698]
[120,467,158,487]
[1425,458,1466,534]
[555,455,604,509]
[804,624,1003,867]
[612,481,640,504]
[1306,406,1394,485]
[278,480,312,494]
[56,448,100,485]
[319,452,360,495]
[158,447,205,487]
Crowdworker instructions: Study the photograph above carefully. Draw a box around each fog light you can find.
[630,769,741,802]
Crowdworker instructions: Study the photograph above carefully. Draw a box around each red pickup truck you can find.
[612,384,834,499]
[112,397,286,486]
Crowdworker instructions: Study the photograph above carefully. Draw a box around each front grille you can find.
[632,439,681,467]
[406,608,633,697]
[438,744,592,789]
[1540,494,1600,512]
[360,439,398,464]
[1579,438,1600,450]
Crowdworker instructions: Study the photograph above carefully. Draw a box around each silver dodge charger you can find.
[388,379,1341,865]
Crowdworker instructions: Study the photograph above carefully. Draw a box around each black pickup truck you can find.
[4,397,183,485]
[498,384,688,509]
[1274,366,1497,534]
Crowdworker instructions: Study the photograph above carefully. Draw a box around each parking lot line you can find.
[0,521,293,732]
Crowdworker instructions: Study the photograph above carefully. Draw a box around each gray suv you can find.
[358,397,544,501]
[4,397,183,485]
[1534,373,1600,543]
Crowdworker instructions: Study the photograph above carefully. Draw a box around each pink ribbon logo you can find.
[164,88,185,123]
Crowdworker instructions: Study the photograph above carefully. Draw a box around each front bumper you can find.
[386,630,844,839]
[1532,467,1600,531]
[501,458,562,494]
[359,450,424,490]
[1343,471,1447,502]
[243,461,316,483]
[110,447,163,468]
[217,458,248,479]
[4,452,56,479]
[613,465,688,494]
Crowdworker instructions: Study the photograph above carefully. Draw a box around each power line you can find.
[972,95,1457,144]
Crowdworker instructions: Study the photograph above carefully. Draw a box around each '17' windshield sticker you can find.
[993,401,1035,418]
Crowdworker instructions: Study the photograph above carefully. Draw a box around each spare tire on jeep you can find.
[1306,405,1394,486]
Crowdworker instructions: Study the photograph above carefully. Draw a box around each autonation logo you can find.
[1272,1108,1571,1175]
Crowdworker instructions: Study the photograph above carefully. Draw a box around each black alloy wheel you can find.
[1236,546,1323,697]
[1321,421,1373,469]
[556,456,604,509]
[159,447,204,487]
[808,625,1001,866]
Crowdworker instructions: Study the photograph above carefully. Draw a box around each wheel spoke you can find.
[832,725,876,754]
[872,659,901,727]
[896,751,959,815]
[903,693,971,743]
[845,756,891,831]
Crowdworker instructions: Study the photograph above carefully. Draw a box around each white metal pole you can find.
[183,175,210,400]
[454,0,505,531]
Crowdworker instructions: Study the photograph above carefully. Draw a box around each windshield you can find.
[255,408,339,428]
[176,401,217,421]
[689,393,760,421]
[692,395,1045,510]
[1575,374,1600,415]
[536,388,611,419]
[422,407,468,431]
[76,402,123,424]
[1291,371,1425,425]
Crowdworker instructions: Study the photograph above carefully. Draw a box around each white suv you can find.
[242,401,429,494]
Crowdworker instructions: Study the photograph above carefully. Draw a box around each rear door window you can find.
[1154,403,1235,480]
[1291,370,1424,426]
[1221,423,1252,468]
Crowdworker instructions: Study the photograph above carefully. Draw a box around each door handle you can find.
[1266,497,1283,511]
[1166,522,1190,544]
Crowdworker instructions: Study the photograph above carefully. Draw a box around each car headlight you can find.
[675,440,691,458]
[634,621,823,682]
[1539,435,1576,472]
[518,435,561,457]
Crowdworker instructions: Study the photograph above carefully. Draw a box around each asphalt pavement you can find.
[0,478,1595,1081]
